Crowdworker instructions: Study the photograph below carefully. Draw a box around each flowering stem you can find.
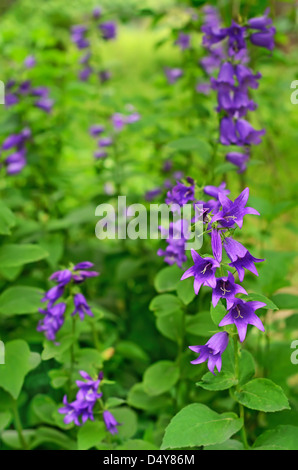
[232,0,241,20]
[12,399,28,450]
[233,335,249,450]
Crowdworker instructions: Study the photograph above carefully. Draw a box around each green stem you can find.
[233,335,249,450]
[12,399,27,450]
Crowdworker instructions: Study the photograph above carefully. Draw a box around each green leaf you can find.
[0,244,48,268]
[0,340,41,399]
[253,425,298,450]
[127,383,172,411]
[161,404,243,449]
[239,292,278,310]
[111,407,138,439]
[77,421,106,450]
[271,293,298,310]
[117,439,158,450]
[156,310,184,343]
[197,345,255,391]
[143,361,180,396]
[0,286,43,316]
[29,394,57,426]
[210,300,226,326]
[186,311,219,337]
[167,137,211,161]
[106,397,126,409]
[235,378,290,412]
[176,277,196,305]
[0,202,16,235]
[149,294,182,316]
[154,266,182,293]
[41,335,75,361]
[1,429,36,449]
[30,427,77,450]
[0,411,12,431]
[116,341,149,363]
[205,439,244,450]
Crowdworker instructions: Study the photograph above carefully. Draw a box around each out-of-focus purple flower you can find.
[235,64,262,90]
[49,269,73,286]
[34,97,54,113]
[99,70,111,83]
[41,284,65,307]
[235,119,266,146]
[1,128,31,175]
[164,67,183,85]
[212,272,248,309]
[226,150,250,173]
[59,371,103,426]
[249,29,275,51]
[92,6,102,20]
[126,112,140,124]
[181,249,220,294]
[219,298,266,342]
[204,182,230,199]
[112,113,125,131]
[189,331,229,375]
[162,160,173,173]
[103,410,121,435]
[100,22,117,40]
[145,188,162,202]
[90,124,105,137]
[223,237,264,282]
[79,66,93,81]
[72,262,99,282]
[76,370,103,403]
[196,82,212,95]
[158,220,188,269]
[94,150,107,159]
[37,302,66,341]
[98,137,113,147]
[174,32,191,51]
[247,9,275,51]
[24,55,36,68]
[166,180,195,207]
[18,80,32,95]
[5,93,19,107]
[72,293,94,321]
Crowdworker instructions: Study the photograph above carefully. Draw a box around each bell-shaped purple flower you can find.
[212,272,248,309]
[224,237,264,282]
[181,250,220,294]
[219,298,266,342]
[103,410,121,435]
[212,187,260,229]
[72,293,94,321]
[189,332,229,375]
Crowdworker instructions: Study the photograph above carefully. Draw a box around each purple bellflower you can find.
[103,410,121,435]
[181,250,220,294]
[219,298,266,342]
[189,332,229,375]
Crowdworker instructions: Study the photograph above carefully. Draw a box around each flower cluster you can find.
[0,128,31,175]
[37,262,99,341]
[89,107,140,160]
[71,7,116,83]
[180,184,266,374]
[207,8,275,172]
[59,370,120,434]
[5,57,53,113]
[157,179,195,268]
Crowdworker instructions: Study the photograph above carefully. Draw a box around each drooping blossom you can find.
[189,332,229,375]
